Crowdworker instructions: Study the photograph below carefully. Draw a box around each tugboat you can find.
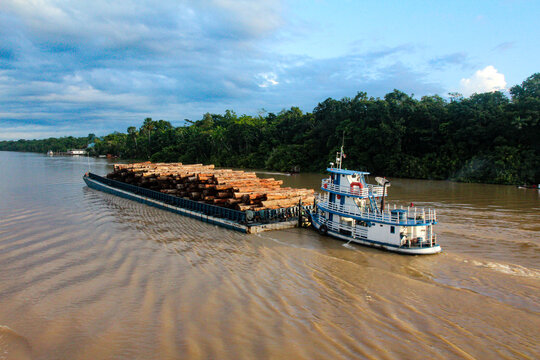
[306,148,441,255]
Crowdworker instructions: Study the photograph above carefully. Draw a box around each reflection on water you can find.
[0,151,538,359]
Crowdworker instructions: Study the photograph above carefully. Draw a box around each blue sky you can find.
[0,0,538,140]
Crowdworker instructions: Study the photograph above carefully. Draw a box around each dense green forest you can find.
[1,73,538,185]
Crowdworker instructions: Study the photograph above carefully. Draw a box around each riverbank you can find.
[2,75,539,186]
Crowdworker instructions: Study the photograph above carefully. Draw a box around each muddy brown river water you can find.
[0,151,538,359]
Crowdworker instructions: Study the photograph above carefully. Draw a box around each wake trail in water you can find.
[0,326,32,360]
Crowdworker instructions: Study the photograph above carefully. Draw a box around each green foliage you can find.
[265,144,310,172]
[0,136,89,153]
[1,72,539,185]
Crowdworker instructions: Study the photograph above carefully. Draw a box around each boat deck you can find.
[317,199,437,226]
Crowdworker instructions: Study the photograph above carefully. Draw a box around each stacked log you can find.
[107,162,314,211]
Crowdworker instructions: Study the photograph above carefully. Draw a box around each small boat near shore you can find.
[517,184,539,190]
[305,149,441,255]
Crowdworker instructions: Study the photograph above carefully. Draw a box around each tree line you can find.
[1,73,538,185]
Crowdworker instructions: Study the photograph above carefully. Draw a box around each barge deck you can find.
[83,173,309,233]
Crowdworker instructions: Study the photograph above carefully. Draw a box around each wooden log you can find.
[233,192,268,199]
[199,184,216,189]
[160,189,178,194]
[237,204,254,211]
[202,189,215,196]
[261,196,315,208]
[264,193,289,200]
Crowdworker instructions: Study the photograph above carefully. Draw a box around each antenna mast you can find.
[337,131,345,169]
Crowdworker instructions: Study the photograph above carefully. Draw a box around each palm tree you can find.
[141,118,155,158]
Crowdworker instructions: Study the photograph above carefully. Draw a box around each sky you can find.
[0,0,538,140]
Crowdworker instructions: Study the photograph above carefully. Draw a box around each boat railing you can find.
[317,198,437,225]
[401,234,437,248]
[316,217,368,239]
[87,173,312,224]
[321,179,386,197]
[316,215,437,248]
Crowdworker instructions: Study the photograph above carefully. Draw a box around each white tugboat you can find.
[307,148,441,255]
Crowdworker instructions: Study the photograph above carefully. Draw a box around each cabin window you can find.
[390,226,395,234]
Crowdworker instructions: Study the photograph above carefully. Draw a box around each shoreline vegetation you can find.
[1,73,538,185]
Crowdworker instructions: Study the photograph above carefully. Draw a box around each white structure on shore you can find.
[67,149,87,155]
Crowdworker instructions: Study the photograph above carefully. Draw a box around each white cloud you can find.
[257,72,279,88]
[460,65,507,96]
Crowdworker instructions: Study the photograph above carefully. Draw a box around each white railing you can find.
[401,234,437,248]
[317,199,437,224]
[321,179,386,197]
[315,215,438,248]
[318,218,368,239]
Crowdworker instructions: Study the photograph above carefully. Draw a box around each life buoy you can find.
[350,182,363,193]
[319,224,328,235]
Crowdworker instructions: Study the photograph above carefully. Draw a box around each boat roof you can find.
[326,168,370,175]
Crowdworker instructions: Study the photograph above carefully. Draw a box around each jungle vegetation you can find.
[1,73,538,185]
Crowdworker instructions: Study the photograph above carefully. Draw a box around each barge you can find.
[83,172,311,233]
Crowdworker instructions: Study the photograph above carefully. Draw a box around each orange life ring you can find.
[350,182,363,193]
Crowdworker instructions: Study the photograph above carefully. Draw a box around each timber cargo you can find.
[83,162,315,233]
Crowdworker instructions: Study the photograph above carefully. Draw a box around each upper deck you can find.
[321,178,386,198]
[316,195,437,226]
[326,168,370,176]
[321,168,386,198]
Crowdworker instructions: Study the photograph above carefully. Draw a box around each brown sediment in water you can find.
[0,152,538,359]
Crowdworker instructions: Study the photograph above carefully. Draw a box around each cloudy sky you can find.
[0,0,538,140]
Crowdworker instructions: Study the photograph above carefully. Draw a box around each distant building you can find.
[67,149,87,155]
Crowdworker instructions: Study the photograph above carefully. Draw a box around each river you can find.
[0,151,538,359]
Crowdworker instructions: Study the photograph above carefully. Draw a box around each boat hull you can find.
[309,212,441,255]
